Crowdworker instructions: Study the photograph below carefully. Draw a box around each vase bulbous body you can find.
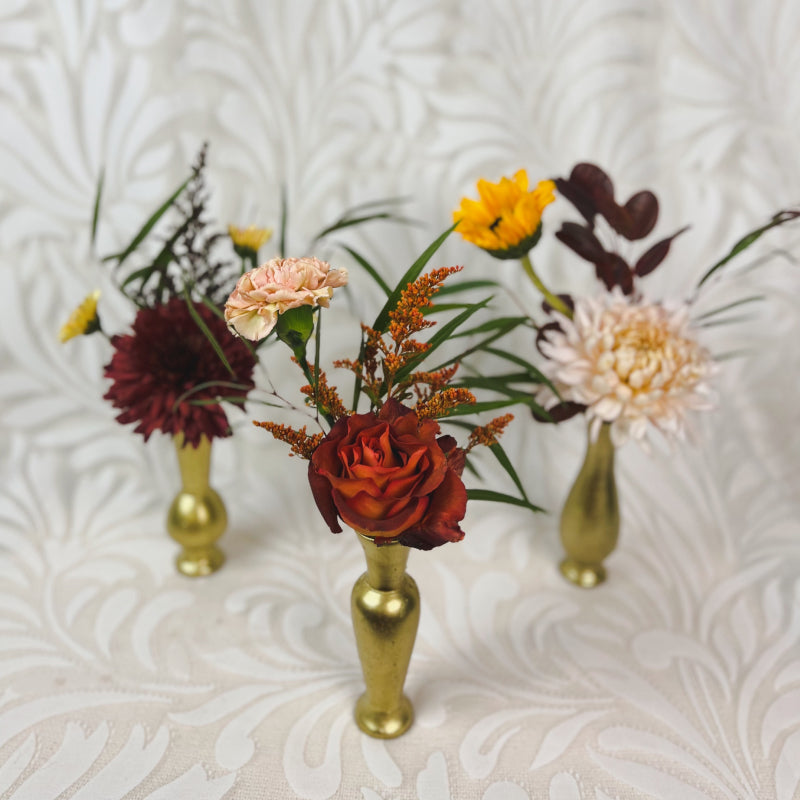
[167,435,227,577]
[350,534,420,738]
[559,422,619,588]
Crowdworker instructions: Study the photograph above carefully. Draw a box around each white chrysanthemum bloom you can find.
[224,256,348,341]
[538,291,715,446]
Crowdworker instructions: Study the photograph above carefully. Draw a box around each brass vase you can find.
[559,422,619,588]
[351,534,420,738]
[166,434,227,577]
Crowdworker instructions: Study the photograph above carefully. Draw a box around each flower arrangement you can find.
[222,233,532,736]
[455,162,800,585]
[226,249,520,549]
[61,146,258,445]
[60,143,412,575]
[455,162,800,447]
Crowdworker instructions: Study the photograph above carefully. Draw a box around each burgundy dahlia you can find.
[104,297,256,446]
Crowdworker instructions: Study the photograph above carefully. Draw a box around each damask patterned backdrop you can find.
[1,1,799,798]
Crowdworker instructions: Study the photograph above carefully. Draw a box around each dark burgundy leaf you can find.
[535,321,563,355]
[634,225,690,276]
[595,253,634,294]
[555,222,607,263]
[598,190,659,240]
[532,401,586,424]
[555,163,615,226]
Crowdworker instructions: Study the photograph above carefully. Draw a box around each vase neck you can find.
[586,422,615,469]
[173,434,212,493]
[357,535,410,591]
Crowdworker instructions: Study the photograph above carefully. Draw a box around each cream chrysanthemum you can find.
[538,292,715,445]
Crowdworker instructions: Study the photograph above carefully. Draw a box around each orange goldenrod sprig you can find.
[337,267,470,408]
[253,421,323,459]
[299,366,350,423]
[466,414,514,452]
[415,387,477,420]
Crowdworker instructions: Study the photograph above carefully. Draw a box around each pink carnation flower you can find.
[224,257,348,341]
[539,291,715,446]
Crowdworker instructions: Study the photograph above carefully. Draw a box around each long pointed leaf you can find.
[372,224,456,332]
[429,322,531,374]
[697,209,800,287]
[90,168,104,248]
[445,420,532,505]
[435,279,501,297]
[466,489,545,513]
[438,396,549,418]
[279,185,288,258]
[489,442,531,504]
[182,290,235,377]
[120,264,158,290]
[694,295,764,321]
[312,212,415,244]
[422,302,475,315]
[103,176,190,266]
[450,315,529,339]
[340,244,391,295]
[480,347,560,394]
[341,196,410,213]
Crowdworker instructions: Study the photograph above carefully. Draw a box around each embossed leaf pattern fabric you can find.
[1,1,799,798]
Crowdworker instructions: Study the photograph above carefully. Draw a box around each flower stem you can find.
[520,254,573,319]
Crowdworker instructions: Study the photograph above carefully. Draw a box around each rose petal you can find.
[334,489,429,536]
[398,468,467,550]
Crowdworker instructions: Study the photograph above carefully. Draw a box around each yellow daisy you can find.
[60,290,101,342]
[228,224,272,256]
[453,170,556,259]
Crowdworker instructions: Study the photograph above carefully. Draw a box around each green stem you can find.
[520,254,573,319]
[293,347,335,429]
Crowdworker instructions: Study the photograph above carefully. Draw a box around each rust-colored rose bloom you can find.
[308,399,467,550]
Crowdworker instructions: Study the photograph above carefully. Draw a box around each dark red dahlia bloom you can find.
[103,297,256,446]
[308,399,468,551]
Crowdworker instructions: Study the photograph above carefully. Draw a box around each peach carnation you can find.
[538,291,715,446]
[224,256,348,341]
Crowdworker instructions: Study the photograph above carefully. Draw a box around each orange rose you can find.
[308,399,467,550]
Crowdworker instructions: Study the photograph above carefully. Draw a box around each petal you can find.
[308,461,342,533]
[398,468,467,550]
[335,490,429,536]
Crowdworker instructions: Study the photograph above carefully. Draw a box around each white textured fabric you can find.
[1,1,800,798]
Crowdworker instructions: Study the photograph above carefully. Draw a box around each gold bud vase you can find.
[559,421,620,588]
[351,534,420,738]
[166,434,227,577]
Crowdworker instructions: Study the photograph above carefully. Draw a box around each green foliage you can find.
[697,209,800,288]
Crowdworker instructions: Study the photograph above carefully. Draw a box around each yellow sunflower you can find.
[453,170,556,259]
[59,290,101,342]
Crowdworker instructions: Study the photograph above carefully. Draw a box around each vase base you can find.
[355,693,413,739]
[176,546,225,577]
[559,558,606,588]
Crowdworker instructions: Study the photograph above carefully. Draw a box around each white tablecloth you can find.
[2,363,799,799]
